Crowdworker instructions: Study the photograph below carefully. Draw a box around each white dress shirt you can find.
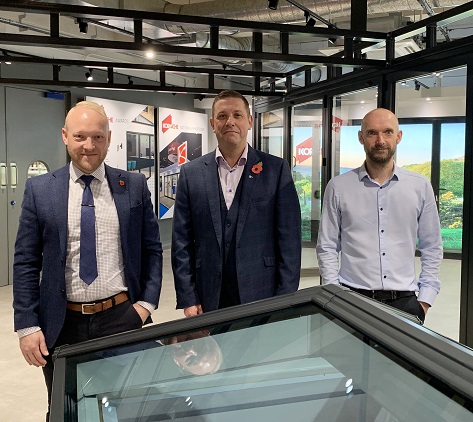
[316,163,443,306]
[215,143,248,209]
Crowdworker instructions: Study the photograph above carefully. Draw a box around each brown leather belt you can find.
[66,292,129,315]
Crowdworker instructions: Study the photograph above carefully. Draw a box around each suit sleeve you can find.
[138,173,163,307]
[13,179,43,331]
[171,165,200,308]
[274,159,302,295]
[316,180,342,285]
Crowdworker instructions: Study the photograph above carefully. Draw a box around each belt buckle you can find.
[81,303,95,314]
[390,291,397,300]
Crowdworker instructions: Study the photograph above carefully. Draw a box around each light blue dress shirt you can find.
[316,163,443,306]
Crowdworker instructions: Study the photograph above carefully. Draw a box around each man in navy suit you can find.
[172,90,301,317]
[13,101,162,419]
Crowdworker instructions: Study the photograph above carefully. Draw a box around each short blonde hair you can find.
[64,101,108,128]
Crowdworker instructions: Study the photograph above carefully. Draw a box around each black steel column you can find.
[460,62,473,346]
[378,75,395,111]
[283,104,292,163]
[321,94,333,197]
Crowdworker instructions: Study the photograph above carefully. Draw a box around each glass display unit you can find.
[50,285,473,421]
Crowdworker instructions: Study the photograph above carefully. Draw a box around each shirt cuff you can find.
[417,285,439,306]
[136,301,155,315]
[17,326,41,338]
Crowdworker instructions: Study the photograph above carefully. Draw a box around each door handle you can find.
[10,162,17,188]
[0,162,6,188]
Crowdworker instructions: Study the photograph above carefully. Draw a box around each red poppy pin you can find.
[119,180,125,187]
[251,161,263,174]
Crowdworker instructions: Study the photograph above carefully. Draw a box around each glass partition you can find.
[51,286,473,422]
[333,88,378,177]
[261,110,284,158]
[292,101,323,245]
[396,66,466,254]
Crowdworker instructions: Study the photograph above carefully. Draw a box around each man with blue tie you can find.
[172,90,301,317]
[13,101,163,420]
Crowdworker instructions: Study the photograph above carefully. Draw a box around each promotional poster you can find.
[86,96,156,208]
[158,107,208,219]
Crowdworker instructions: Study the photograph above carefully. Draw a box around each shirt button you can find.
[380,208,383,211]
[226,223,231,228]
[381,230,384,233]
[382,253,386,256]
[384,275,387,279]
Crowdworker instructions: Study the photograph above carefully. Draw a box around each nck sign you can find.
[296,137,312,164]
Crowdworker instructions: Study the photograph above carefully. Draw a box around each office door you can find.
[0,87,66,286]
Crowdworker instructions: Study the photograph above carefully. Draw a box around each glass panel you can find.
[440,123,465,253]
[261,110,283,157]
[27,160,49,178]
[60,302,473,421]
[396,124,433,172]
[334,89,378,176]
[395,67,466,341]
[292,101,323,246]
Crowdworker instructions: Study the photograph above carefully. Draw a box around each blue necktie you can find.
[80,175,98,284]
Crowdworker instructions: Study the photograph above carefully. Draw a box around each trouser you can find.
[43,299,143,421]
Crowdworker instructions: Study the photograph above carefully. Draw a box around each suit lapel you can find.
[236,147,262,242]
[203,153,222,250]
[106,165,129,254]
[51,165,70,260]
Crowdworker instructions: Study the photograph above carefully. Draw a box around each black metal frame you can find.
[1,1,472,346]
[50,284,473,421]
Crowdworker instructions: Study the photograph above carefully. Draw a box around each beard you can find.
[365,145,395,164]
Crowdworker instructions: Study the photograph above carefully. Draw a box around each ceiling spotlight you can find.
[268,0,279,10]
[127,76,133,85]
[401,81,406,86]
[85,69,93,81]
[145,50,155,59]
[76,18,88,34]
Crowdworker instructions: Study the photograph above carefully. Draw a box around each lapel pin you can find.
[119,180,125,187]
[251,161,263,174]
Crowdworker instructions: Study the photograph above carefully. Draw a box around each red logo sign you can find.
[332,116,343,133]
[178,141,187,165]
[162,114,179,133]
[296,137,312,164]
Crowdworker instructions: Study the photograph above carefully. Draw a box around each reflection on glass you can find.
[63,306,472,421]
[165,330,223,376]
[27,161,49,178]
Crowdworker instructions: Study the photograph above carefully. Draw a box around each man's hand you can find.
[419,301,430,315]
[184,304,203,317]
[133,303,151,324]
[19,331,48,367]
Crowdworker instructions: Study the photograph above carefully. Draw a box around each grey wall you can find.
[1,62,209,249]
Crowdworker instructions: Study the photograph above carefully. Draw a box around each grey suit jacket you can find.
[172,145,301,312]
[13,164,163,348]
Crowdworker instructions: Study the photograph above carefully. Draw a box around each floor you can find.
[0,249,461,421]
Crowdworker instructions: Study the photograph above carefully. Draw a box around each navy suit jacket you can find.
[172,145,301,312]
[13,164,163,348]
